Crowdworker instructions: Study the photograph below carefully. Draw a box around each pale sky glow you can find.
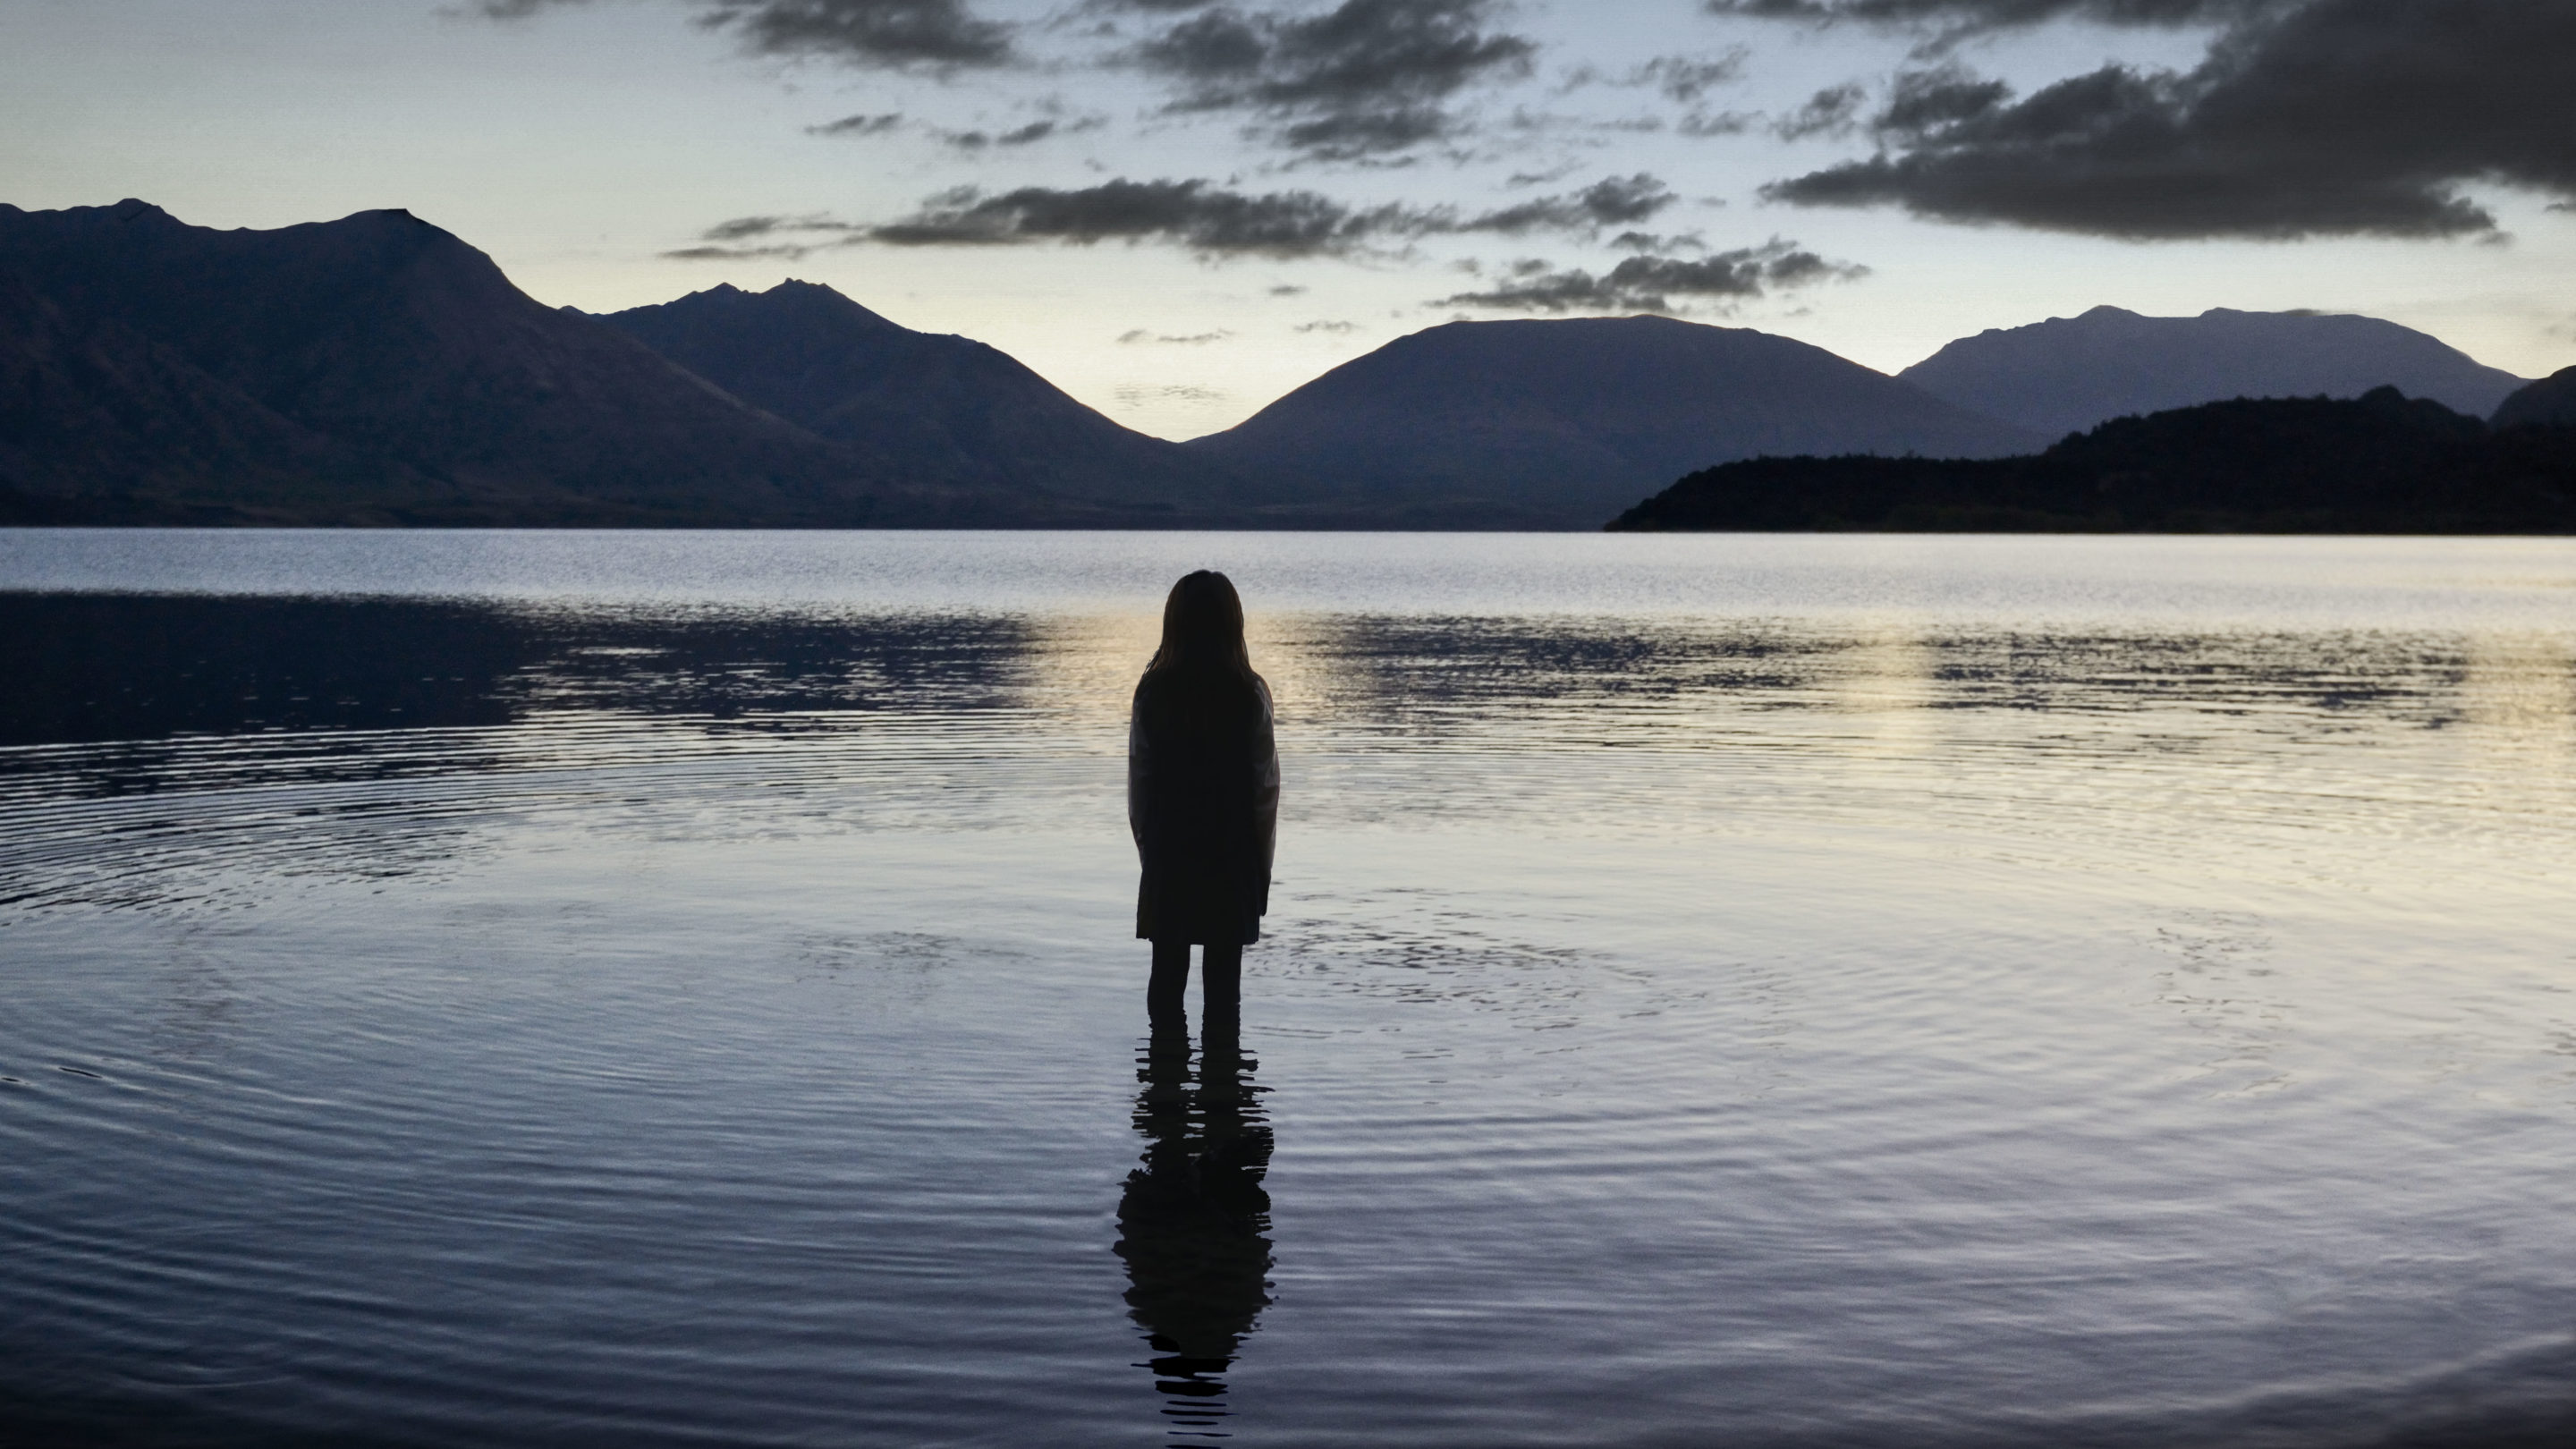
[5,0,2571,438]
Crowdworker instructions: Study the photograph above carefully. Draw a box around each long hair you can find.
[1144,570,1257,683]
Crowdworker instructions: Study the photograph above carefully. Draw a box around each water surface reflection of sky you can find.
[2,530,2572,1448]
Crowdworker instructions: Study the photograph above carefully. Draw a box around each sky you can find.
[4,0,2572,438]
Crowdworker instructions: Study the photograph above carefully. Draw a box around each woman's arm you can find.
[1127,687,1149,852]
[1250,677,1280,886]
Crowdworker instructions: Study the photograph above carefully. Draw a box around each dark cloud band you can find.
[1131,0,1538,158]
[491,0,1534,157]
[1703,0,2286,32]
[479,0,1013,69]
[1432,242,1864,312]
[1735,0,2576,240]
[672,173,1680,259]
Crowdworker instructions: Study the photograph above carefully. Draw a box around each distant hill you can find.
[1608,388,2576,535]
[597,281,1250,517]
[1900,306,2528,439]
[2493,367,2576,430]
[1184,316,2039,529]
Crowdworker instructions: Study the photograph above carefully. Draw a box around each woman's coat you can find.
[1128,668,1279,945]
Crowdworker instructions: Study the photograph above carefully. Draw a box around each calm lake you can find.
[4,529,2573,1448]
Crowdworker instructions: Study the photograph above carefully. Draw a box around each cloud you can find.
[1092,0,1229,13]
[1701,0,2284,40]
[1294,318,1360,332]
[1267,284,1309,294]
[1609,229,1707,252]
[479,0,1013,69]
[1736,0,2576,240]
[1114,383,1230,406]
[662,211,867,255]
[1131,0,1538,157]
[934,117,1104,148]
[1453,174,1678,233]
[1676,109,1757,137]
[1702,0,2267,19]
[808,110,905,136]
[701,213,860,240]
[1871,64,2010,135]
[1632,50,1750,104]
[861,179,1418,254]
[1118,327,1236,343]
[670,173,1682,258]
[806,104,1106,148]
[1774,82,1866,139]
[1429,242,1864,312]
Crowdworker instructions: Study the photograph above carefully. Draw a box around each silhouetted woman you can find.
[1130,571,1279,1027]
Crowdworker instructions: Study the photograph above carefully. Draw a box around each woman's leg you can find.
[1200,940,1242,1027]
[1148,938,1191,1024]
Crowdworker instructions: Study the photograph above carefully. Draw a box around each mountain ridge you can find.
[596,280,1257,516]
[0,199,933,525]
[1186,315,2042,528]
[2492,367,2576,431]
[6,199,2566,532]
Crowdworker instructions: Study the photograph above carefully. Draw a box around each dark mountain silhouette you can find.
[2492,367,2576,431]
[1900,306,2529,439]
[597,281,1252,516]
[0,201,1255,526]
[1183,316,2040,529]
[0,199,957,525]
[0,259,397,522]
[15,200,2558,535]
[1609,388,2575,535]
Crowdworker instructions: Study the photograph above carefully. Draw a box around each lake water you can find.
[3,529,2573,1448]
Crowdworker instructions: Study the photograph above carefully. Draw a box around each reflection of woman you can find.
[1129,572,1280,1027]
[1116,1023,1274,1428]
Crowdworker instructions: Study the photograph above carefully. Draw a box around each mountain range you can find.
[0,199,905,525]
[3,199,2570,531]
[0,200,1250,526]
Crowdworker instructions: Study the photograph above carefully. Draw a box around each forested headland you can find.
[1608,387,2576,535]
